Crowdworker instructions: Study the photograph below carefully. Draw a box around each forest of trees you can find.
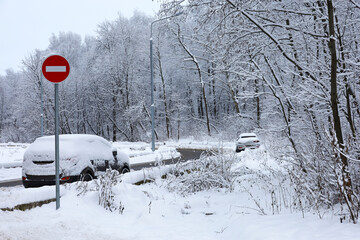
[1,0,360,222]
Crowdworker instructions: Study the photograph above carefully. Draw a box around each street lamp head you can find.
[150,11,184,38]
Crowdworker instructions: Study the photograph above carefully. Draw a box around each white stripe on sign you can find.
[46,66,67,72]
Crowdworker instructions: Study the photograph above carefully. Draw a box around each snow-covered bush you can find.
[165,152,238,195]
[163,148,337,218]
[97,169,123,213]
[274,130,360,223]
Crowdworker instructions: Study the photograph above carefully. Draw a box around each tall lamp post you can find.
[150,12,182,152]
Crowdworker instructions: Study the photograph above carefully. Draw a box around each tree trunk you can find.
[176,26,211,136]
[157,50,171,139]
[328,0,345,163]
[327,0,355,222]
[112,93,117,142]
[335,15,356,138]
[254,77,260,127]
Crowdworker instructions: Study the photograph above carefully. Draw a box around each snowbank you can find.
[1,145,360,239]
[0,165,173,209]
[0,143,29,168]
[165,138,236,151]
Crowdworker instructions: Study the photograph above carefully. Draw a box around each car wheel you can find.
[80,172,93,181]
[236,149,240,153]
[119,167,130,174]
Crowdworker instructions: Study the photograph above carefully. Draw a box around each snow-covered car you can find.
[236,133,260,152]
[22,134,130,188]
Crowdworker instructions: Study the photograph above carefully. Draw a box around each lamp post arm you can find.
[150,12,183,38]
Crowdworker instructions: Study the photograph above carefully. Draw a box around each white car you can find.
[236,133,260,152]
[22,134,130,188]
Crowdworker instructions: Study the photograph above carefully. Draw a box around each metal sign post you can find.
[42,55,70,210]
[40,73,44,137]
[54,83,60,209]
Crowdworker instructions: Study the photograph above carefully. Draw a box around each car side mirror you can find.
[112,146,118,158]
[112,150,117,157]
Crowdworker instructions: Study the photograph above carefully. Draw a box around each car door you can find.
[91,159,108,173]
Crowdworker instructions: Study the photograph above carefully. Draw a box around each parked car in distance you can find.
[22,134,130,188]
[236,133,260,152]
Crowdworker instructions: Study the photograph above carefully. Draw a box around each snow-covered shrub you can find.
[97,169,123,213]
[284,129,360,223]
[165,152,238,195]
[75,181,92,196]
[262,129,360,223]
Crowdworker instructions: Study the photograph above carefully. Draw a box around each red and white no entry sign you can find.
[42,55,70,83]
[41,54,71,209]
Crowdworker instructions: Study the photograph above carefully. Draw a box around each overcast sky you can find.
[0,0,160,76]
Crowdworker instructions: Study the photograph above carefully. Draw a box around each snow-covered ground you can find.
[0,143,29,181]
[0,167,22,181]
[0,143,29,168]
[165,137,235,151]
[1,177,359,240]
[1,140,360,239]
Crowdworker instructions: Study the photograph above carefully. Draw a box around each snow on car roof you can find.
[36,134,111,146]
[240,133,257,137]
[24,134,113,161]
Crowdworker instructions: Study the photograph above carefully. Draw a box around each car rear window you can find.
[241,135,256,138]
